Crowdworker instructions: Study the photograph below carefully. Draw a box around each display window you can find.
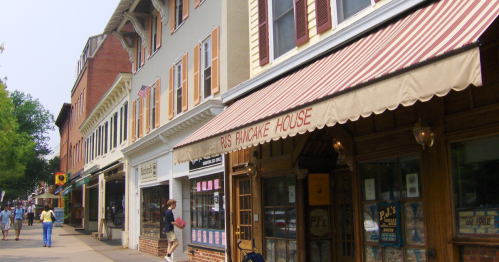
[263,174,297,262]
[141,185,169,238]
[359,154,426,262]
[190,173,225,247]
[451,134,499,237]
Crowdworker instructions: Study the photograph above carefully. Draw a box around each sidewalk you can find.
[0,222,164,262]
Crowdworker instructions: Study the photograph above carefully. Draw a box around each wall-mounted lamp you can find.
[412,120,434,150]
[245,162,257,177]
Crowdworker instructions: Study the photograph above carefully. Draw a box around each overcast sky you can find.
[0,0,121,154]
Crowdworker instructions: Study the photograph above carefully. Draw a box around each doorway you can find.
[234,176,252,262]
[334,170,355,262]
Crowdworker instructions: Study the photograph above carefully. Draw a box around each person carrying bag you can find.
[39,205,55,247]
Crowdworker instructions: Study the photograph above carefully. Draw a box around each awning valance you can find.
[174,0,499,164]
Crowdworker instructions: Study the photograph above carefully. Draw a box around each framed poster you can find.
[310,207,330,238]
[365,178,376,201]
[308,174,330,206]
[377,201,402,247]
[406,173,419,198]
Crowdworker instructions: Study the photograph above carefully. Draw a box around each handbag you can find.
[50,211,56,222]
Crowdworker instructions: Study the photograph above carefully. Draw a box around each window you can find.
[97,126,101,156]
[190,173,225,247]
[359,154,424,261]
[451,135,499,237]
[151,12,158,54]
[123,102,128,141]
[120,107,123,144]
[263,175,297,262]
[136,99,140,140]
[71,107,74,129]
[85,139,88,164]
[110,119,114,150]
[336,0,371,23]
[104,122,108,154]
[270,0,295,59]
[91,133,94,161]
[141,185,169,239]
[176,0,184,28]
[150,86,156,130]
[79,94,82,116]
[201,37,212,100]
[175,61,182,115]
[113,112,118,148]
[82,89,85,113]
[136,36,143,70]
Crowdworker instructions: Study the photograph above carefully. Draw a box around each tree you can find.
[0,83,36,184]
[10,91,55,154]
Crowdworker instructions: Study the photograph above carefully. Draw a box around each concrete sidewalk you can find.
[0,222,164,262]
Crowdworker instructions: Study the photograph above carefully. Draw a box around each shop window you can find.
[141,185,169,239]
[451,135,499,237]
[359,154,425,261]
[336,0,372,23]
[263,175,297,262]
[190,173,225,247]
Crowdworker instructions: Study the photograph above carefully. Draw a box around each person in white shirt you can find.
[1,204,12,240]
[27,204,35,226]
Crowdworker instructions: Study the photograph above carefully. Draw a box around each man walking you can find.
[163,199,185,262]
[1,204,11,240]
[27,203,35,226]
[13,202,25,241]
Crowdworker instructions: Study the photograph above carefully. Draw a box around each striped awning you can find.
[174,0,499,164]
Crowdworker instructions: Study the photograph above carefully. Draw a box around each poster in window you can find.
[209,230,213,245]
[203,230,208,244]
[365,178,376,201]
[406,173,419,198]
[289,186,296,203]
[197,182,201,192]
[192,229,197,244]
[215,231,220,245]
[377,201,402,247]
[208,180,213,191]
[214,179,219,189]
[202,181,207,191]
[214,192,220,212]
[308,174,330,206]
[197,230,202,243]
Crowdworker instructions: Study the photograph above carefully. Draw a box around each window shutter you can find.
[156,11,162,49]
[183,0,189,21]
[139,97,143,138]
[315,0,331,34]
[195,0,200,8]
[168,66,174,120]
[146,89,150,134]
[132,100,136,142]
[155,78,161,128]
[258,0,269,66]
[133,36,137,73]
[182,53,188,112]
[211,26,220,94]
[148,14,152,58]
[193,43,200,106]
[294,0,309,46]
[170,0,175,34]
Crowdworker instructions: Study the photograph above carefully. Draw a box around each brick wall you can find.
[139,237,169,257]
[461,245,499,262]
[188,246,225,262]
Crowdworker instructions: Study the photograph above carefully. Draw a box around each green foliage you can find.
[10,91,54,154]
[0,83,36,186]
[64,193,70,223]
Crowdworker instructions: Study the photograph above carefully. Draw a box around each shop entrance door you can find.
[233,177,252,262]
[334,171,355,262]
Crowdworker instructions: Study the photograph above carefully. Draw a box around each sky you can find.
[0,0,121,153]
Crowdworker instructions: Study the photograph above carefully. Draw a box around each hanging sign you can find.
[377,201,402,247]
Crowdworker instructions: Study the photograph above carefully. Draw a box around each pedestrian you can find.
[13,202,25,241]
[163,199,185,262]
[27,203,35,226]
[39,204,54,248]
[1,204,12,241]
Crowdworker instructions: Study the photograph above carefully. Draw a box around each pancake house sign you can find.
[174,106,317,164]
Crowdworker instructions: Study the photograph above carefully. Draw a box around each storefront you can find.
[173,1,499,261]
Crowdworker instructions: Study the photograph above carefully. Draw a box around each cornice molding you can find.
[151,0,167,25]
[122,99,225,158]
[123,12,148,48]
[113,31,134,63]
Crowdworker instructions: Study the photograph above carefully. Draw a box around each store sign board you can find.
[458,210,499,234]
[377,201,402,247]
[189,156,222,171]
[308,174,330,206]
[140,161,157,182]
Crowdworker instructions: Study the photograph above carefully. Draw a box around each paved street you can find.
[0,223,164,262]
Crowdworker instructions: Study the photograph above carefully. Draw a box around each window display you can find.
[190,173,225,247]
[451,135,499,236]
[141,185,169,238]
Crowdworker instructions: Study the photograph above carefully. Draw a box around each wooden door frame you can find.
[231,172,251,262]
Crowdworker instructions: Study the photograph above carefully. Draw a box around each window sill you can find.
[148,48,160,60]
[271,46,298,65]
[120,142,127,147]
[111,148,116,153]
[173,21,186,34]
[188,243,225,252]
[134,66,143,75]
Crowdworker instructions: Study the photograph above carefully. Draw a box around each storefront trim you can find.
[188,243,226,252]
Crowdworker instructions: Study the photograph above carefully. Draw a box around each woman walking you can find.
[39,205,54,247]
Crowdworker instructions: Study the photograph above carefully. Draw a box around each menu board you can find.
[377,201,402,247]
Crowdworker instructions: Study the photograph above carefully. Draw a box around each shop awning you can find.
[82,165,99,177]
[62,186,72,196]
[174,0,499,164]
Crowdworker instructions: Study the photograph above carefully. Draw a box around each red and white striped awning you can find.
[174,0,499,164]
